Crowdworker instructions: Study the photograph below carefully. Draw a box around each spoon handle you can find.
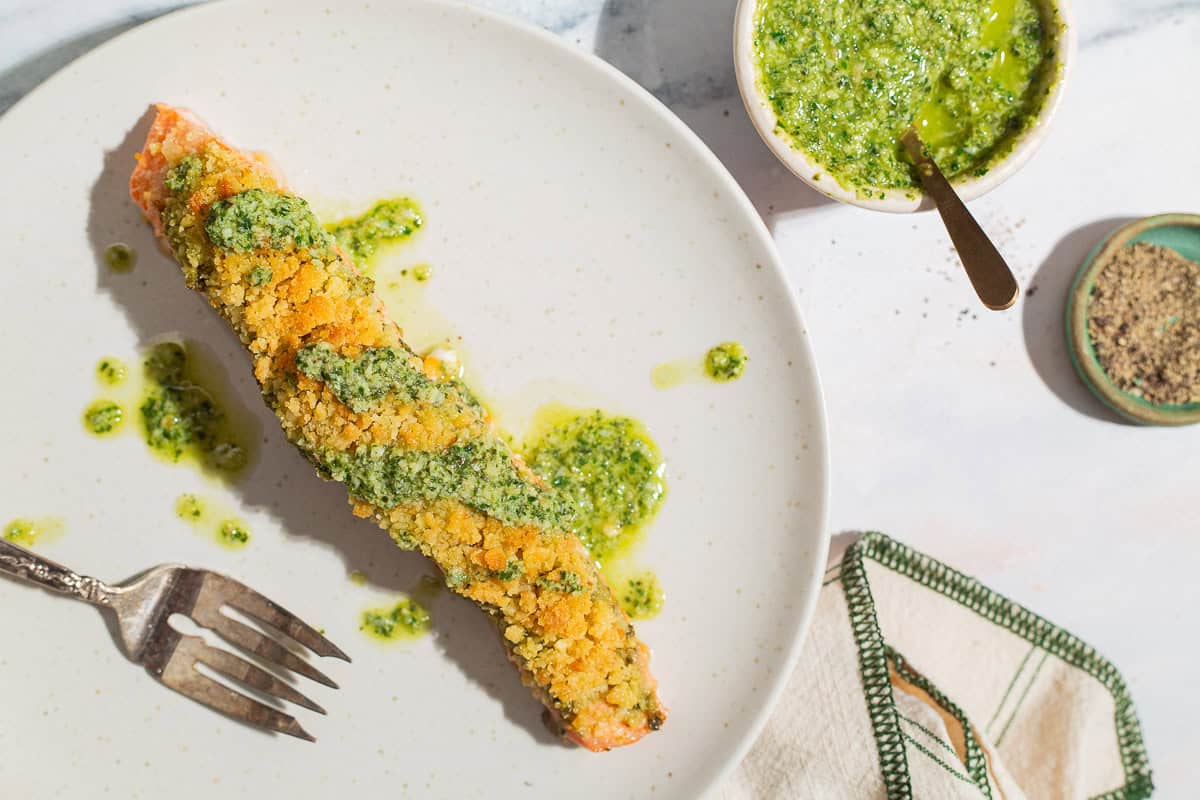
[902,131,1019,311]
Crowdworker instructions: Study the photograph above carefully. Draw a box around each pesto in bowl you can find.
[734,0,1073,211]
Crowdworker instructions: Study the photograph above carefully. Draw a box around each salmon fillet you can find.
[130,104,665,750]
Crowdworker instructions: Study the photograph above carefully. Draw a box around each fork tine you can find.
[157,636,316,742]
[208,574,350,661]
[201,609,339,689]
[190,639,326,714]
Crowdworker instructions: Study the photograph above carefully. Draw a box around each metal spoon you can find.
[901,129,1019,311]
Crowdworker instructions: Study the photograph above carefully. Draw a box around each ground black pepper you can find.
[1088,242,1200,406]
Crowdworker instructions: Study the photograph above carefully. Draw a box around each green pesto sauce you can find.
[349,569,369,586]
[96,358,128,386]
[705,342,748,382]
[3,516,64,547]
[165,154,202,194]
[525,411,666,564]
[537,568,585,595]
[175,493,205,521]
[140,342,249,476]
[361,598,431,641]
[162,158,374,299]
[295,343,457,413]
[84,399,124,435]
[218,519,251,548]
[754,0,1053,191]
[314,438,570,535]
[618,571,664,620]
[326,198,423,265]
[248,265,273,286]
[175,493,251,549]
[205,188,333,254]
[104,243,136,272]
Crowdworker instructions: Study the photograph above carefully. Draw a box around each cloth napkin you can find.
[720,532,1153,799]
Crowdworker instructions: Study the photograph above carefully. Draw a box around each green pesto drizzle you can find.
[493,558,525,581]
[206,188,333,254]
[326,198,423,264]
[360,598,431,641]
[248,265,273,286]
[84,400,124,435]
[312,439,570,531]
[619,571,664,620]
[445,567,470,589]
[104,243,136,272]
[525,411,666,563]
[140,342,249,475]
[295,343,449,412]
[165,154,202,194]
[96,358,128,386]
[3,516,65,547]
[174,493,251,549]
[161,155,375,295]
[160,156,209,284]
[218,519,251,548]
[175,493,205,522]
[536,569,584,595]
[705,342,748,382]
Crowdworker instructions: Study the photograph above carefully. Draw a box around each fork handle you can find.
[0,539,113,605]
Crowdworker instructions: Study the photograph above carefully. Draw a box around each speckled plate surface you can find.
[0,1,827,797]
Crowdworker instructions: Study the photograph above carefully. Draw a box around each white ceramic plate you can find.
[0,1,827,797]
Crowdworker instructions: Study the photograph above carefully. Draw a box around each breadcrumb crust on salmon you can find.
[130,104,664,750]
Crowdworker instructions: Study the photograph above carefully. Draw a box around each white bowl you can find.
[733,0,1077,213]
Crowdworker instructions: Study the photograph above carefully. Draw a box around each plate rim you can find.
[0,0,831,792]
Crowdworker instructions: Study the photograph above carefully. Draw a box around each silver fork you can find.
[0,538,349,741]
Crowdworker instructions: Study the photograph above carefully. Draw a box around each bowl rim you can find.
[732,0,1078,214]
[1065,213,1200,426]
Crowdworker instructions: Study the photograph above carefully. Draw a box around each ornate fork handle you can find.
[0,539,112,605]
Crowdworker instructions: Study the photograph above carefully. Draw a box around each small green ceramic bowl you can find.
[1066,213,1200,425]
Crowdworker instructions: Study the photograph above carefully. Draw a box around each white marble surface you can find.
[2,0,1197,793]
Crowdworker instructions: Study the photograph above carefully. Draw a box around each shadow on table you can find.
[1020,217,1136,424]
[595,0,832,222]
[83,111,561,747]
[826,531,861,569]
